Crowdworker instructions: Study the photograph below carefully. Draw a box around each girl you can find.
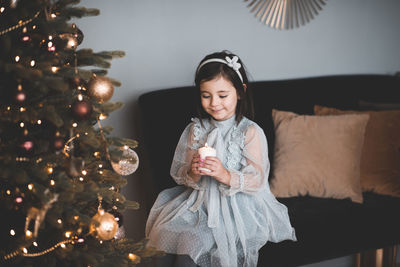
[145,51,296,267]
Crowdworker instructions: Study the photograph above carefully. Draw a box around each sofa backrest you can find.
[138,74,400,197]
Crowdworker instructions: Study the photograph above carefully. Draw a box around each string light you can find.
[10,229,16,236]
[37,120,42,124]
[51,13,56,18]
[22,27,27,33]
[30,60,35,67]
[28,184,33,190]
[51,66,58,73]
[33,242,38,247]
[6,189,11,195]
[19,107,26,112]
[15,197,23,203]
[19,122,24,127]
[99,114,107,120]
[65,231,72,238]
[57,219,62,224]
[50,179,55,186]
[79,177,84,182]
[72,122,78,127]
[47,167,53,174]
[0,7,5,13]
[81,170,87,176]
[15,56,20,62]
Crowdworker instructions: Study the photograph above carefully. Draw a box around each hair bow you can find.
[225,56,241,71]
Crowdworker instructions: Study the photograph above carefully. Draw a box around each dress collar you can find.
[211,115,236,129]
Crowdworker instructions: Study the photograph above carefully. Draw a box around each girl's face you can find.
[200,76,239,121]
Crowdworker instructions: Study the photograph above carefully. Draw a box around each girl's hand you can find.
[188,153,202,183]
[200,156,231,185]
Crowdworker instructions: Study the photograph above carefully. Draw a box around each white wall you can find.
[76,0,400,265]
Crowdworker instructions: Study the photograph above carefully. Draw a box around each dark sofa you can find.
[138,74,400,266]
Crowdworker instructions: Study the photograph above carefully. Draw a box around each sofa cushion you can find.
[314,105,400,197]
[270,109,369,203]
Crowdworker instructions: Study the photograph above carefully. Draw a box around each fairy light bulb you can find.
[77,94,83,101]
[51,66,58,73]
[28,184,33,190]
[33,242,38,247]
[22,248,28,254]
[6,189,11,195]
[67,38,77,49]
[50,179,55,186]
[51,13,56,18]
[26,230,32,238]
[79,177,84,182]
[81,170,87,176]
[57,219,62,224]
[10,229,16,236]
[47,167,53,174]
[19,107,26,112]
[99,114,107,120]
[37,120,42,125]
[0,7,5,13]
[129,253,140,262]
[30,60,35,67]
[19,122,24,127]
[65,231,72,238]
[72,122,78,128]
[61,243,66,248]
[15,56,20,62]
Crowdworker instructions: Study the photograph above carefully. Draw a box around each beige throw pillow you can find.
[314,105,400,197]
[270,109,369,203]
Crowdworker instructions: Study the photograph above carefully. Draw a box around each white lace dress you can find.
[145,116,296,267]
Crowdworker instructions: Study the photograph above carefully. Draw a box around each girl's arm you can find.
[220,124,270,196]
[170,123,204,189]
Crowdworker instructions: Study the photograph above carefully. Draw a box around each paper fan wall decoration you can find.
[245,0,327,30]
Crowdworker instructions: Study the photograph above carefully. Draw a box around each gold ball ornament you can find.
[111,148,139,176]
[90,209,119,240]
[88,76,114,103]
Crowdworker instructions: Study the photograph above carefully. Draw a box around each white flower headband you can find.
[196,56,243,82]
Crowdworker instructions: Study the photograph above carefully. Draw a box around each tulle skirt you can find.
[145,185,296,267]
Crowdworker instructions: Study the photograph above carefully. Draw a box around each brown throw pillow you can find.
[270,109,369,203]
[314,105,400,197]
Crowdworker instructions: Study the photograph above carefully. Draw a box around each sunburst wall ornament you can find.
[245,0,327,30]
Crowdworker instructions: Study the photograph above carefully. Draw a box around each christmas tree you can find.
[0,0,160,266]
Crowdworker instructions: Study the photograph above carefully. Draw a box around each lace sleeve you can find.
[221,124,270,195]
[170,120,205,190]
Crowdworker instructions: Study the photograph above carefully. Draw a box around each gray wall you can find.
[76,0,400,265]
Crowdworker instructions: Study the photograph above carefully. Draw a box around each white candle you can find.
[198,143,216,172]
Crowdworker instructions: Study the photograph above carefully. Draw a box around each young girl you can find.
[145,51,296,267]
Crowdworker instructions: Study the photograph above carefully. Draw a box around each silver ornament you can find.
[111,148,139,176]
